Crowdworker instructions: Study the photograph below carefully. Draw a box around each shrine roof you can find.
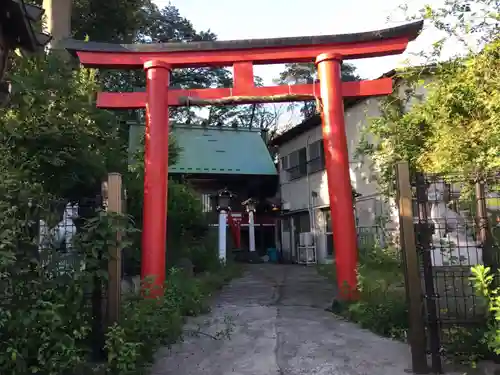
[60,20,423,55]
[128,125,277,176]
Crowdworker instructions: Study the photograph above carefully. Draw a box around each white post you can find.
[249,210,256,252]
[218,210,227,262]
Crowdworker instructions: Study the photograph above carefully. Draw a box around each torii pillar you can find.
[61,20,423,300]
[316,53,358,298]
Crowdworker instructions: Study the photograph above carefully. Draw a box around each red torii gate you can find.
[62,20,423,300]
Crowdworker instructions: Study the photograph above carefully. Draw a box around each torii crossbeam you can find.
[62,20,423,300]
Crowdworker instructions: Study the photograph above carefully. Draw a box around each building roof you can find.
[128,124,277,176]
[269,69,398,147]
[270,114,322,147]
[269,98,368,147]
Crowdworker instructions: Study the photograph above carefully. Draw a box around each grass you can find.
[197,262,245,297]
[318,246,409,340]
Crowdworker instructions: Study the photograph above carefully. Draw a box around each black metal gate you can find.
[396,162,499,373]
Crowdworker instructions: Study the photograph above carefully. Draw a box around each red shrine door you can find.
[63,20,423,300]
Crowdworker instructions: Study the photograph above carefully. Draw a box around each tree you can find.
[0,45,129,375]
[417,41,499,176]
[73,2,280,131]
[396,0,499,59]
[0,52,121,201]
[276,62,359,120]
[355,0,499,195]
[71,0,148,43]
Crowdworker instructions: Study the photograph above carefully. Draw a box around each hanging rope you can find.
[313,80,323,113]
[179,93,317,106]
[315,96,323,113]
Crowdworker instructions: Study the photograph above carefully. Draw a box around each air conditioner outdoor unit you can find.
[298,232,316,265]
[299,232,314,246]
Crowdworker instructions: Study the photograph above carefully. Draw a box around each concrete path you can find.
[151,264,415,375]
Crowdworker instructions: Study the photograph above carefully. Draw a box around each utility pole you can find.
[42,0,72,46]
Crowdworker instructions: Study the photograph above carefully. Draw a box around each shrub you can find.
[0,199,241,375]
[318,244,408,340]
[470,264,500,356]
[105,263,242,375]
[123,174,215,276]
[187,233,221,274]
[321,246,498,363]
[0,170,91,375]
[0,182,240,375]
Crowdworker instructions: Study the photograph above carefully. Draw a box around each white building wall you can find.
[277,98,398,263]
[279,99,391,215]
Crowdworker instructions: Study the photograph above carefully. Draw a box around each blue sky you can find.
[151,0,449,126]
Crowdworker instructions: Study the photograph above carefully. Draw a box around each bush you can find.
[0,170,87,375]
[0,194,139,375]
[470,265,500,356]
[123,171,215,275]
[105,263,242,375]
[0,177,243,375]
[318,245,408,340]
[320,246,497,363]
[187,233,221,274]
[0,262,92,375]
[344,286,408,339]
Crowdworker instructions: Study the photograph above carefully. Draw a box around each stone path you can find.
[151,264,416,375]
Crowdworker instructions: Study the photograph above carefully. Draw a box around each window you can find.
[280,156,288,171]
[287,147,307,180]
[326,233,334,257]
[280,156,289,182]
[323,207,359,232]
[201,193,214,212]
[308,140,325,173]
[323,209,334,256]
[293,212,311,234]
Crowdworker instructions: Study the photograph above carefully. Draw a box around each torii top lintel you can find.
[61,21,423,69]
[60,20,423,109]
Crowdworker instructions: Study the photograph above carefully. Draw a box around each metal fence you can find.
[396,162,500,373]
[357,225,400,249]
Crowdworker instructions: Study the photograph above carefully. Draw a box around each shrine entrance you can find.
[62,20,423,299]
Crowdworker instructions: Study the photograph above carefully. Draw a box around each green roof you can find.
[128,125,277,176]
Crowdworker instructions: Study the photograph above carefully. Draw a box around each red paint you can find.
[316,53,359,300]
[227,213,241,249]
[76,37,410,68]
[96,79,393,109]
[226,212,275,226]
[141,60,171,298]
[232,62,254,94]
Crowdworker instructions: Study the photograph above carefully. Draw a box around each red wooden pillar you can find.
[316,53,358,300]
[141,60,171,297]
